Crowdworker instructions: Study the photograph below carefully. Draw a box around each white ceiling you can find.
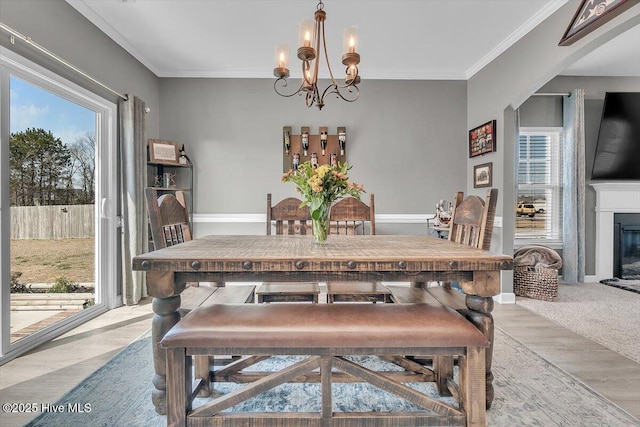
[66,0,639,80]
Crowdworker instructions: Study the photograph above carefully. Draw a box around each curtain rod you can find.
[532,92,571,97]
[0,22,128,101]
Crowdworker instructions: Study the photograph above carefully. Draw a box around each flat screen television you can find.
[592,92,640,180]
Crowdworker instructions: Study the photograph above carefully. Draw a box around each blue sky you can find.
[10,76,95,146]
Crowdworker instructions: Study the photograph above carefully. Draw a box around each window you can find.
[516,128,563,244]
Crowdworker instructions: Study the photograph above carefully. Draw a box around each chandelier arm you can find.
[274,77,305,98]
[272,0,360,109]
[313,15,322,85]
[320,19,340,86]
[320,83,360,104]
[331,68,360,89]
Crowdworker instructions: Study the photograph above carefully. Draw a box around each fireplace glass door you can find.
[614,214,640,280]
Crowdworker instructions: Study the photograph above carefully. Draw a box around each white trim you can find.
[376,214,432,224]
[591,182,640,281]
[66,0,162,77]
[193,213,433,224]
[0,306,107,365]
[493,292,516,304]
[193,214,265,223]
[155,70,469,80]
[514,240,563,250]
[584,275,598,283]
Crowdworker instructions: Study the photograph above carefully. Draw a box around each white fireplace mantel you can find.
[591,182,640,281]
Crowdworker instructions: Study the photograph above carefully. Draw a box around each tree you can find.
[68,132,95,204]
[10,128,72,206]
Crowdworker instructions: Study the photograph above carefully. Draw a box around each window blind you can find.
[516,129,563,241]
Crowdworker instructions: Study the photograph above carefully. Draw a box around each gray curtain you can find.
[562,89,586,283]
[120,96,147,305]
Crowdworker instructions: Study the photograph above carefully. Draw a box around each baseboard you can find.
[494,292,516,304]
[584,275,598,283]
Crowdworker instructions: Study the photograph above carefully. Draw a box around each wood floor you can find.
[0,295,638,426]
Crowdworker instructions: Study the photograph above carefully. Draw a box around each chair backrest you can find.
[329,194,376,235]
[448,188,497,251]
[266,193,312,235]
[145,187,192,249]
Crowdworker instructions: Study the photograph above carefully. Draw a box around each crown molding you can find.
[66,0,162,76]
[466,0,568,79]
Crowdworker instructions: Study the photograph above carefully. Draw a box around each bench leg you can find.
[151,295,181,415]
[464,295,495,410]
[194,356,212,397]
[166,347,191,427]
[433,356,453,396]
[459,346,486,427]
[320,356,333,423]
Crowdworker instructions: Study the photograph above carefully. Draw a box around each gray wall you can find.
[5,0,639,288]
[0,0,161,137]
[467,0,640,291]
[159,78,468,235]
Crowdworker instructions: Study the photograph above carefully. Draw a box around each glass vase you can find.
[312,206,331,244]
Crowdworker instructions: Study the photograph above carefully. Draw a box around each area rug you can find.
[516,282,640,363]
[27,328,638,427]
[600,277,640,294]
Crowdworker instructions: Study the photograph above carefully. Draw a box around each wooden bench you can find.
[161,303,488,427]
[388,284,494,409]
[255,282,320,303]
[176,284,255,398]
[326,281,392,303]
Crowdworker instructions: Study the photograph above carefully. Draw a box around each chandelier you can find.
[273,0,360,110]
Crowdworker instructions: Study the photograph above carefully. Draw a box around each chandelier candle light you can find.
[273,0,361,110]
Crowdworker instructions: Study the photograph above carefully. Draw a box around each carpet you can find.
[516,282,640,363]
[26,328,638,427]
[600,277,640,294]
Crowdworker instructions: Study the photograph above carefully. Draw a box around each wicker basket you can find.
[513,265,558,301]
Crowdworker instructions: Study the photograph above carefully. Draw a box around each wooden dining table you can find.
[132,234,512,414]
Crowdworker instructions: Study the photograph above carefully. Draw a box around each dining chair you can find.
[145,187,221,396]
[447,188,497,252]
[145,187,192,251]
[325,195,392,303]
[265,193,312,235]
[255,194,321,303]
[425,188,498,403]
[329,193,376,235]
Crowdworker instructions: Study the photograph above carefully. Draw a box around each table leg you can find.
[151,295,181,415]
[464,294,494,409]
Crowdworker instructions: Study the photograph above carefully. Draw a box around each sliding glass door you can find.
[1,50,118,364]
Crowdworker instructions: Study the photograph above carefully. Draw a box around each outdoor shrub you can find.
[49,275,78,293]
[10,272,31,293]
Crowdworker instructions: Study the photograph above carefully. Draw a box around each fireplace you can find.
[592,183,640,281]
[614,214,640,279]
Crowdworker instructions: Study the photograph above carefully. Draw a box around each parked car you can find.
[517,203,536,217]
[533,203,546,213]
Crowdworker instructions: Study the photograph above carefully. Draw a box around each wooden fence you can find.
[11,205,94,239]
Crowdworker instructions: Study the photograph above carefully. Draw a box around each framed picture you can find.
[473,162,493,188]
[149,139,179,164]
[469,120,496,158]
[559,0,639,46]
